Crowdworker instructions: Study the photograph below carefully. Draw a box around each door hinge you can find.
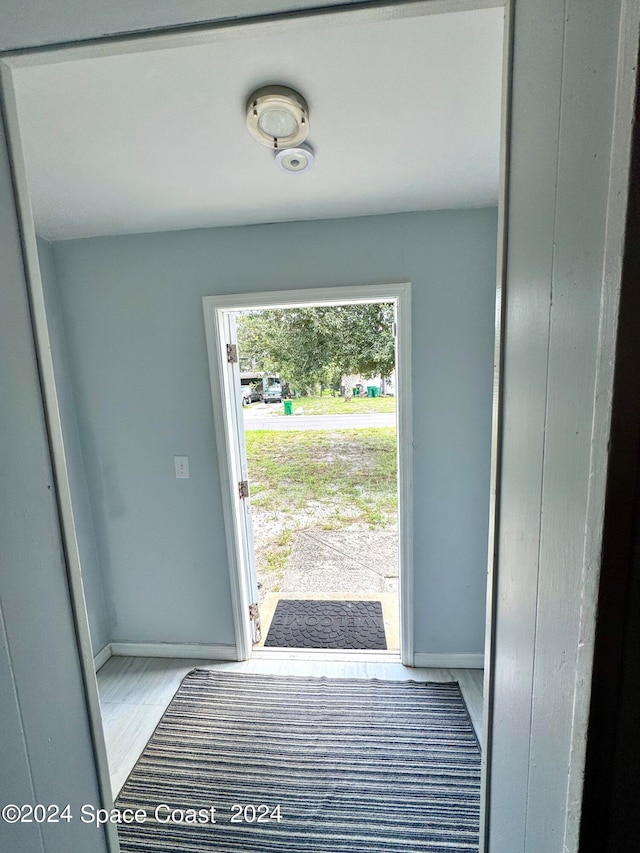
[249,602,262,643]
[226,343,238,363]
[238,479,249,499]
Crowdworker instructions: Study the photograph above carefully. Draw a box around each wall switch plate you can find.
[174,455,190,478]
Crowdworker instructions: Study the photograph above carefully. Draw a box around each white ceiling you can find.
[13,5,504,241]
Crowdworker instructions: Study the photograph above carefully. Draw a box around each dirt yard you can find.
[245,428,398,599]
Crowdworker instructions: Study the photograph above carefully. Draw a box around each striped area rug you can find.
[116,670,481,852]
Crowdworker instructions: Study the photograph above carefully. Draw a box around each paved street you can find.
[243,409,396,430]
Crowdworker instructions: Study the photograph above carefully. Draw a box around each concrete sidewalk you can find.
[244,412,396,430]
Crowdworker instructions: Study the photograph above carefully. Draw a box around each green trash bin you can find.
[352,386,360,396]
[367,386,379,397]
[283,400,293,415]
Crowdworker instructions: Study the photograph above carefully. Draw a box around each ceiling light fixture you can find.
[275,144,315,174]
[246,85,310,150]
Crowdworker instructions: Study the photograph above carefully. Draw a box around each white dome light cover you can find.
[275,144,315,174]
[246,85,309,150]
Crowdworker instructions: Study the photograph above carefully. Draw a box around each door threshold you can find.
[251,647,401,663]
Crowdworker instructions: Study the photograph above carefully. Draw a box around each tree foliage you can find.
[236,304,395,394]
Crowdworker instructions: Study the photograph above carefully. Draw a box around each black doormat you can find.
[264,599,387,650]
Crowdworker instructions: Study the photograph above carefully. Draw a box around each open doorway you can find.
[3,0,634,847]
[241,302,399,653]
[3,0,503,848]
[203,284,412,660]
[204,287,412,660]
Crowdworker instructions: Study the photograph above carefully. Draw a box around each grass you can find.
[246,427,398,523]
[289,394,396,415]
[262,528,293,579]
[246,428,398,587]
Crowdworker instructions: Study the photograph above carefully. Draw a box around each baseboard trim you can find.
[252,648,401,663]
[109,642,238,661]
[97,644,482,668]
[93,643,112,672]
[413,653,485,669]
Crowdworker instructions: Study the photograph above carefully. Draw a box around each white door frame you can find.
[203,283,413,663]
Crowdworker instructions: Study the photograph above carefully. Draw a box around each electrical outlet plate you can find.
[174,455,190,478]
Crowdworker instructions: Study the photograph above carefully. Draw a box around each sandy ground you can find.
[247,415,398,626]
[253,510,398,599]
[280,527,398,595]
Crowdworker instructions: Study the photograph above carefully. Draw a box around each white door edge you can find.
[202,302,253,660]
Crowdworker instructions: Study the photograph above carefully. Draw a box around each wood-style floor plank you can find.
[98,655,484,796]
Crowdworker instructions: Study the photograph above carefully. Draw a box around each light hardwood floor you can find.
[97,654,484,797]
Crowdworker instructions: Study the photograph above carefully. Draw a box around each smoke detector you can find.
[275,144,315,174]
[246,85,310,150]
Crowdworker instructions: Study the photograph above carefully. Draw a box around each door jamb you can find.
[0,62,120,853]
[202,283,413,664]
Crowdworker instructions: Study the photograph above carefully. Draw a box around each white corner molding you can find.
[109,642,238,661]
[413,652,485,669]
[93,643,113,672]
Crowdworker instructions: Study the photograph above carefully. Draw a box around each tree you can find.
[236,303,395,394]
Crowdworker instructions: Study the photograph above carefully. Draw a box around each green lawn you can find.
[289,394,396,415]
[246,427,397,525]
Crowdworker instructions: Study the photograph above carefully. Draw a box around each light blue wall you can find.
[51,208,497,653]
[37,237,111,654]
